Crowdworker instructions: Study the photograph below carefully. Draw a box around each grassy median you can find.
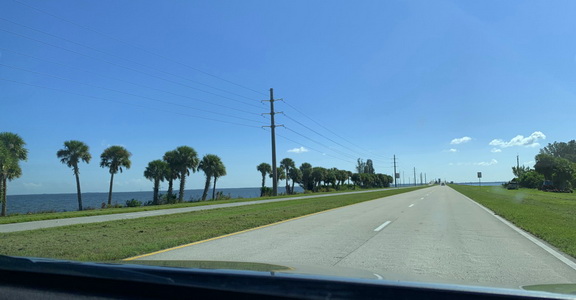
[0,187,424,262]
[450,184,576,258]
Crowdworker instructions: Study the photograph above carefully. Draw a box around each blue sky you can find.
[2,0,576,195]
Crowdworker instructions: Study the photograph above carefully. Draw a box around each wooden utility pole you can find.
[393,155,397,188]
[262,88,282,196]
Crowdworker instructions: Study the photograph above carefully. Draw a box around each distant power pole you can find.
[413,167,416,186]
[393,155,397,188]
[262,88,283,196]
[420,172,423,185]
[425,173,427,185]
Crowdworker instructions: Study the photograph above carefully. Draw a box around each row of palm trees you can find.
[0,132,228,216]
[143,148,226,205]
[257,158,393,195]
[257,158,351,195]
[57,141,132,211]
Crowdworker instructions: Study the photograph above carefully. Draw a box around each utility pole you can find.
[420,172,423,185]
[413,167,416,186]
[262,88,283,196]
[393,155,397,188]
[425,173,427,185]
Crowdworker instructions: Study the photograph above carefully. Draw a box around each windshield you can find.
[1,0,576,295]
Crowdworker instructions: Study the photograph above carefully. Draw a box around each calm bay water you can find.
[6,187,302,215]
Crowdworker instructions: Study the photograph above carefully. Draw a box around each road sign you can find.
[477,172,482,178]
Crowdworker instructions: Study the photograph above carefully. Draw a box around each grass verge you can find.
[0,188,386,224]
[0,187,424,261]
[450,184,576,258]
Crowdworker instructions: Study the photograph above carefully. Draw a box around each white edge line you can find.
[457,189,576,271]
[374,221,391,232]
[374,273,383,280]
[408,204,414,208]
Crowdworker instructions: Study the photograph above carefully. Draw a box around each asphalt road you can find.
[0,188,394,233]
[136,186,576,289]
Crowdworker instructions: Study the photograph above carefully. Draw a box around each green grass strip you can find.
[0,187,424,262]
[0,188,385,224]
[450,185,576,258]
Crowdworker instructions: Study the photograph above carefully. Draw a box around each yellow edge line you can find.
[123,203,361,261]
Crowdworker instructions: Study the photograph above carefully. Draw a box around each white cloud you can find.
[287,146,309,154]
[490,148,502,153]
[450,136,472,145]
[475,159,498,166]
[448,148,458,152]
[489,131,546,148]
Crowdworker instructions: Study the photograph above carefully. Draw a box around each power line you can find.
[12,0,268,97]
[283,113,366,159]
[0,77,263,129]
[0,16,261,103]
[1,63,267,125]
[283,100,390,160]
[271,130,356,165]
[0,25,263,109]
[283,127,358,161]
[0,47,261,116]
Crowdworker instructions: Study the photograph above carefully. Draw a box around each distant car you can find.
[441,183,445,186]
[507,182,518,190]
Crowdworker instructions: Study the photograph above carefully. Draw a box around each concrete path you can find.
[0,188,397,233]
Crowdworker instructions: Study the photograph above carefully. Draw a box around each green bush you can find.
[125,199,142,207]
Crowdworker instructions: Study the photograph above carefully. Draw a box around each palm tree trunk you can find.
[291,181,295,195]
[286,177,290,195]
[107,172,115,206]
[167,179,173,198]
[153,179,159,205]
[178,172,186,203]
[260,174,265,196]
[202,176,211,201]
[1,176,6,217]
[212,176,218,200]
[74,168,83,211]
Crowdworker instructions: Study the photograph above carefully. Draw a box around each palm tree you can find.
[165,146,199,203]
[0,132,28,217]
[270,165,286,190]
[257,162,271,196]
[280,158,295,194]
[288,167,303,195]
[199,154,216,201]
[199,154,227,201]
[100,146,131,206]
[56,140,91,211]
[144,160,168,205]
[162,150,179,200]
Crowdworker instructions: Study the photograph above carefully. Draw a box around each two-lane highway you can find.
[135,186,576,289]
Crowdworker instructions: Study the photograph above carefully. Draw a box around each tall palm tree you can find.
[288,167,303,195]
[56,140,91,211]
[162,150,179,200]
[280,158,295,194]
[211,157,226,201]
[0,132,28,217]
[144,159,168,205]
[256,162,271,196]
[165,146,199,203]
[199,154,216,201]
[270,166,286,190]
[100,145,131,206]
